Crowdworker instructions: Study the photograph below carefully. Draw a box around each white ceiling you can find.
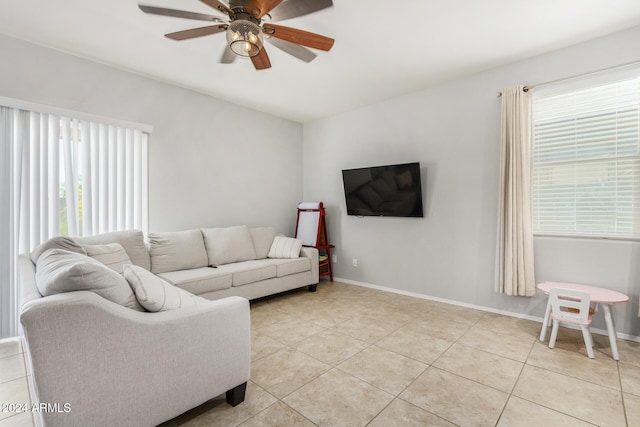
[2,0,640,123]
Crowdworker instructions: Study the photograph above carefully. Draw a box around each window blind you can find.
[532,74,640,238]
[0,103,149,338]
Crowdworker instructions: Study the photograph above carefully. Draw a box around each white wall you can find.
[0,35,303,235]
[303,26,640,337]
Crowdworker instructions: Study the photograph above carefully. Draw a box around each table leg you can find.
[325,247,333,281]
[539,297,552,342]
[602,304,620,360]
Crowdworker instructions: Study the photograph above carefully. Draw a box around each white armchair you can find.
[19,254,251,427]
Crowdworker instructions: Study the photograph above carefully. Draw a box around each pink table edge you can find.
[537,281,629,304]
[537,281,629,360]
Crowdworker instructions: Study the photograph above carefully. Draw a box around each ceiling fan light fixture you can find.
[226,19,263,58]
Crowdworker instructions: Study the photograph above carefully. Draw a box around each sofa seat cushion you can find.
[217,260,277,287]
[157,267,232,295]
[270,257,312,277]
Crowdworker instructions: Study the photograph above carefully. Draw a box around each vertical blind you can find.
[18,111,148,247]
[0,103,149,338]
[532,73,640,238]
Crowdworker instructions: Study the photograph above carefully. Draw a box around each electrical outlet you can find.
[332,254,337,263]
[352,258,358,267]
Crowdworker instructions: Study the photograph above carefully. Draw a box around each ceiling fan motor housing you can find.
[226,12,263,57]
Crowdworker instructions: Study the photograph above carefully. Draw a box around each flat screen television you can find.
[342,162,424,217]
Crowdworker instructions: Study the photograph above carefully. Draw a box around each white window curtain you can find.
[0,104,149,338]
[495,85,536,296]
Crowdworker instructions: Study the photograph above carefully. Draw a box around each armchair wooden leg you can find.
[308,284,318,292]
[226,382,247,407]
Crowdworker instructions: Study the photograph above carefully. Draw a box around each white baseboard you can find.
[332,277,640,344]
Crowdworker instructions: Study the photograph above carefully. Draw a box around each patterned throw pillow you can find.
[268,236,303,259]
[123,264,205,312]
[82,243,132,274]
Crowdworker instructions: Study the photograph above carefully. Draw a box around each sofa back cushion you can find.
[82,243,132,275]
[35,248,143,311]
[148,229,208,274]
[30,236,85,264]
[249,227,277,259]
[74,230,150,271]
[202,226,257,267]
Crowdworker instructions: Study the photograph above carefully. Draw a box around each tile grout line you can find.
[494,336,537,426]
[524,347,624,392]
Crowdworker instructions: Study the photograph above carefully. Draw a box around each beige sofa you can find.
[19,226,318,426]
[145,226,320,299]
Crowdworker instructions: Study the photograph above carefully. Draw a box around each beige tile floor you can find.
[2,281,640,426]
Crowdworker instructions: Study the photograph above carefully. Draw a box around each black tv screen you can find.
[342,162,424,217]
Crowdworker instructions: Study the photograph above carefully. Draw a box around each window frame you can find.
[531,68,640,241]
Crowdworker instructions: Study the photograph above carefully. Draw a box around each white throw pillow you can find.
[35,249,143,311]
[148,229,209,274]
[82,243,132,274]
[202,225,257,266]
[123,264,204,312]
[268,236,303,259]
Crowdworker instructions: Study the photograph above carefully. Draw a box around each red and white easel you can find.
[295,202,334,281]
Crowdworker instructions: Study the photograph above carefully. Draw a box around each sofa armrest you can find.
[20,292,251,427]
[19,254,41,305]
[300,246,319,283]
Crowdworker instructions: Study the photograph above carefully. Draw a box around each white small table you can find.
[537,281,629,360]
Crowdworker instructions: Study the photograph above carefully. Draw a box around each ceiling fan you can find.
[138,0,335,70]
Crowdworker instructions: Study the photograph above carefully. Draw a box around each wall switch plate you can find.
[332,254,337,263]
[352,258,358,267]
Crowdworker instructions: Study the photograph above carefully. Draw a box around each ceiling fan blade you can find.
[251,47,272,70]
[267,37,316,62]
[138,4,224,22]
[264,23,334,51]
[269,0,333,21]
[220,46,237,63]
[165,25,227,41]
[199,0,233,16]
[247,0,283,18]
